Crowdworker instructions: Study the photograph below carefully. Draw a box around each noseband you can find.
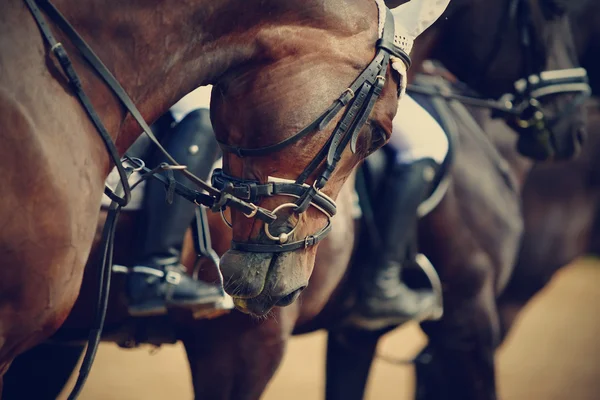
[212,8,409,253]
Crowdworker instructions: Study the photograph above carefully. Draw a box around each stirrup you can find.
[414,254,443,320]
[114,264,234,318]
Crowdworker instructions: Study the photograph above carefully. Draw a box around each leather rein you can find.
[22,0,408,397]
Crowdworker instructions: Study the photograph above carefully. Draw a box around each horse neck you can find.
[50,0,259,152]
[49,0,375,153]
[413,0,521,97]
[573,1,600,93]
[469,107,534,189]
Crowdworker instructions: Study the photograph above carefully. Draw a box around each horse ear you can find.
[388,0,449,96]
[391,0,450,41]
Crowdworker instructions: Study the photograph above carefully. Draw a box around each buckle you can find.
[237,182,258,201]
[50,42,63,53]
[339,88,355,105]
[304,235,315,248]
[243,203,259,218]
[165,270,182,285]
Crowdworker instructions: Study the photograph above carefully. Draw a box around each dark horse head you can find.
[209,0,444,316]
[412,0,591,161]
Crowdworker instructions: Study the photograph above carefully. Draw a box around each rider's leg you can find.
[356,94,448,325]
[127,107,222,317]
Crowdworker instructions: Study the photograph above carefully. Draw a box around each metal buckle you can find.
[515,98,545,129]
[235,182,253,200]
[165,270,182,285]
[342,88,355,99]
[124,157,145,172]
[243,203,259,218]
[304,235,314,249]
[50,42,63,53]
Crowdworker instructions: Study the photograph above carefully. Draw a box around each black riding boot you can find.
[354,158,440,328]
[127,108,223,317]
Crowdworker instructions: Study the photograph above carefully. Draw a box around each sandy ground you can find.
[58,259,600,400]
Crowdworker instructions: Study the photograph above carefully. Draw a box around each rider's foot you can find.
[351,157,444,329]
[127,263,225,317]
[352,257,441,330]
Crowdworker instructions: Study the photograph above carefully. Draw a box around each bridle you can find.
[23,0,406,252]
[407,0,591,160]
[211,8,408,253]
[21,0,408,397]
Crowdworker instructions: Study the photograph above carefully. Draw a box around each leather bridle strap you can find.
[219,10,399,162]
[405,84,522,116]
[220,9,404,253]
[21,1,273,398]
[22,2,135,397]
[23,0,132,206]
[29,0,281,224]
[230,219,333,253]
[423,0,590,138]
[211,169,337,217]
[31,0,219,197]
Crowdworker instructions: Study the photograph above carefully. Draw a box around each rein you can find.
[22,0,409,397]
[23,0,279,224]
[406,66,590,119]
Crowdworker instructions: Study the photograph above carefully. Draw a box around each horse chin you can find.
[233,287,304,317]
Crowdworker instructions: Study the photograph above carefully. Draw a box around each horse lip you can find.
[233,297,273,317]
[232,298,253,314]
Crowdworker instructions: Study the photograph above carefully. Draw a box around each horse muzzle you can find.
[219,248,309,315]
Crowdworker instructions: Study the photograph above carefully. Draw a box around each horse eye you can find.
[368,126,388,153]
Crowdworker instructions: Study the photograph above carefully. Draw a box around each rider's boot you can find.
[127,108,223,317]
[354,157,441,328]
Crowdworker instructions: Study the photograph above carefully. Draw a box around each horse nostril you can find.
[276,286,305,307]
[219,250,273,299]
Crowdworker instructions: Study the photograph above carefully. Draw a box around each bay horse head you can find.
[412,0,592,161]
[211,0,448,316]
